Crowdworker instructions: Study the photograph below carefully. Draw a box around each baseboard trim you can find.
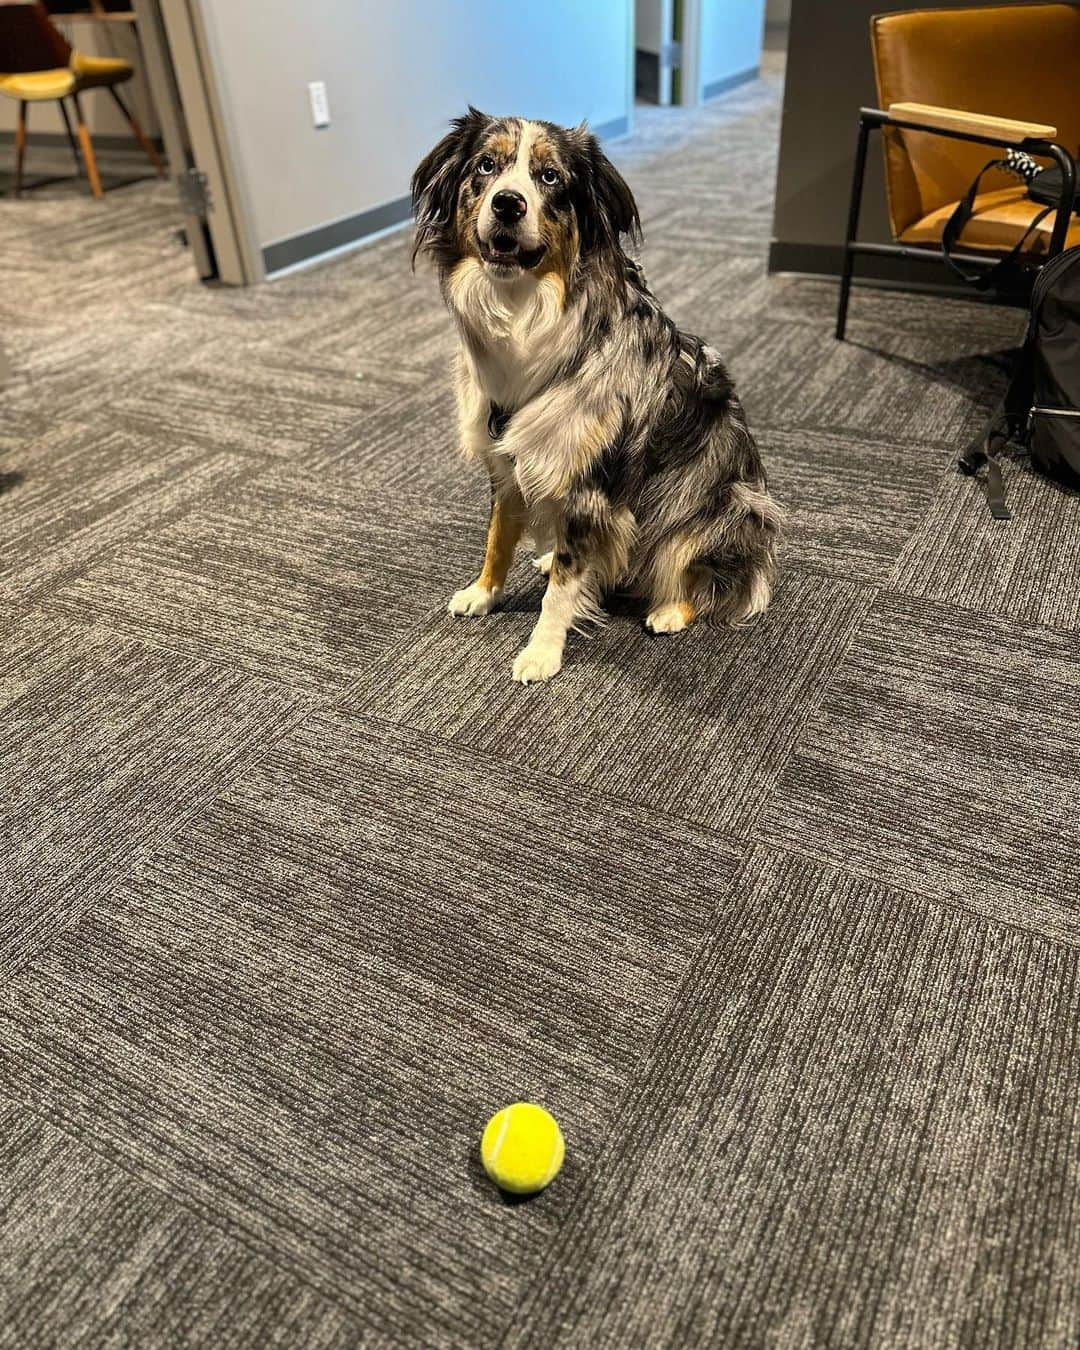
[767,239,1029,304]
[0,129,164,153]
[703,66,758,101]
[262,194,413,277]
[261,115,631,280]
[594,114,630,141]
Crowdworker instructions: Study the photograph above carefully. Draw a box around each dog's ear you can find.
[569,124,641,259]
[411,107,489,266]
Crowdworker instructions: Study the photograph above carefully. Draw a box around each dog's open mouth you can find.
[478,233,547,272]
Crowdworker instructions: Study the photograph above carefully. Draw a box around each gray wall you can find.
[200,0,634,275]
[769,0,1049,281]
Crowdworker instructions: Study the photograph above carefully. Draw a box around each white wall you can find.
[699,0,765,97]
[199,0,634,256]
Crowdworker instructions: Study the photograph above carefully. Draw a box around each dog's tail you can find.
[690,480,784,626]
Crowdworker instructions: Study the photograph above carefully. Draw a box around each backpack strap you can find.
[958,332,1039,520]
[942,159,1054,291]
[960,424,1011,520]
[959,388,1030,522]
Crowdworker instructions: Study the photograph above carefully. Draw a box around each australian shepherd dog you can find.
[411,109,781,684]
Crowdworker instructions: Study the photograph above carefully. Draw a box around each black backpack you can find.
[961,244,1080,519]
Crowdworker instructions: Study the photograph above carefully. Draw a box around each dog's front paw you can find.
[448,583,499,618]
[533,551,554,577]
[512,641,562,684]
[646,602,693,634]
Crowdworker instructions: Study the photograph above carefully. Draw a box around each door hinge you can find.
[177,168,212,220]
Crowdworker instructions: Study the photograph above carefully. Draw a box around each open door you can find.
[636,0,703,109]
[635,0,676,106]
[133,0,261,284]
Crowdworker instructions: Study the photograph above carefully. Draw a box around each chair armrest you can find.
[887,102,1056,146]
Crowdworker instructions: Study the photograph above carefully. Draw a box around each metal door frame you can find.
[135,0,262,284]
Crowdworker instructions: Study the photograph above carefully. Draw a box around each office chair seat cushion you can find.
[0,68,76,101]
[70,51,132,90]
[900,186,1080,256]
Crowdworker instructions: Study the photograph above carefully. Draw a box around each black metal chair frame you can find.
[835,106,1077,340]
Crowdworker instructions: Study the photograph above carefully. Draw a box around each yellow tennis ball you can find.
[481,1102,565,1195]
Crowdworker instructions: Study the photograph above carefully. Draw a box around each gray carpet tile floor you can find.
[0,714,742,1345]
[504,849,1080,1350]
[1,608,304,978]
[2,59,1079,1349]
[759,593,1080,943]
[349,571,874,838]
[2,1099,358,1350]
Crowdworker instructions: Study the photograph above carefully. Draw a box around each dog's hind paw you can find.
[448,583,498,617]
[646,602,693,634]
[512,641,562,684]
[533,551,554,577]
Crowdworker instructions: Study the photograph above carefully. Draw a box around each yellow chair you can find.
[0,1,163,198]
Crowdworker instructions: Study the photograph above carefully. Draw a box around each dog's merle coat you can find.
[412,108,781,683]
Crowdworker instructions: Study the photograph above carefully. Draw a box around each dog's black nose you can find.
[491,190,527,223]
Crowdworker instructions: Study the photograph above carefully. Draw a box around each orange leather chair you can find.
[836,3,1080,339]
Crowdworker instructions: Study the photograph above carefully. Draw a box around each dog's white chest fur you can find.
[448,258,579,410]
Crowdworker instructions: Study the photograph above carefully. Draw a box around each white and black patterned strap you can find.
[1003,148,1041,184]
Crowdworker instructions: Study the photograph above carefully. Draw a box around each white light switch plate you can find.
[308,81,330,128]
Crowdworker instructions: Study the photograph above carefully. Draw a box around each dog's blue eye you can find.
[478,156,496,175]
[540,166,560,186]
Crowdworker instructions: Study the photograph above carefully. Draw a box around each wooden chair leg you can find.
[71,93,103,198]
[106,85,165,177]
[58,98,83,178]
[14,101,27,198]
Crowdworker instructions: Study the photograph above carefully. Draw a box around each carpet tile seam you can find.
[0,1087,370,1337]
[1,694,316,989]
[496,840,1080,1346]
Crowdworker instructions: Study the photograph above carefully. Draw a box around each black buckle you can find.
[488,403,511,440]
